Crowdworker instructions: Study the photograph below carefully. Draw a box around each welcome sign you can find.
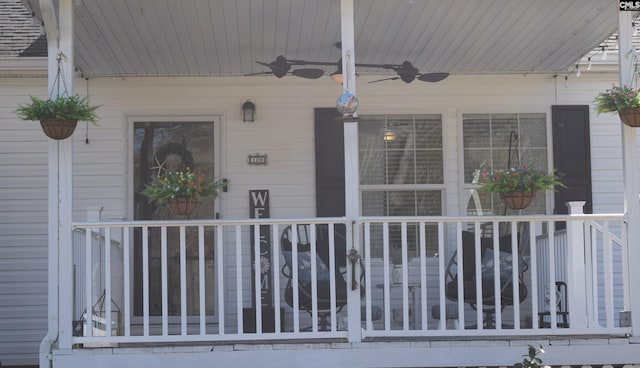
[249,190,272,307]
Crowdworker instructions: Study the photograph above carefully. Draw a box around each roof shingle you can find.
[0,0,46,57]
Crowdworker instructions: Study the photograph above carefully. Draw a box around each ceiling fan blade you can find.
[292,68,325,79]
[418,72,450,82]
[368,76,400,84]
[243,71,274,77]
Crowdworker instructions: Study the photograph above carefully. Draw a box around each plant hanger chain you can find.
[48,50,71,100]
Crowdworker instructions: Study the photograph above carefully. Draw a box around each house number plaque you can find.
[248,154,267,165]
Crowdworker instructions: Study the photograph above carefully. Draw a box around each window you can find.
[359,114,444,257]
[462,113,548,215]
[132,119,218,316]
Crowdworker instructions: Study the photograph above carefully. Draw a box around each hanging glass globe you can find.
[336,90,359,115]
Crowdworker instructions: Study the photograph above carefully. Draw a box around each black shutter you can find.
[552,105,593,215]
[314,108,345,217]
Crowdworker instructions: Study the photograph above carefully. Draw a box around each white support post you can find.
[57,0,75,350]
[618,10,640,342]
[340,0,361,343]
[47,0,75,351]
[566,201,588,328]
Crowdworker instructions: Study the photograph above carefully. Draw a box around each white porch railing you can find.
[360,213,628,338]
[66,212,630,348]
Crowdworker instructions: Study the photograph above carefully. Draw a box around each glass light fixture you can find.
[242,100,256,122]
[331,71,344,84]
[383,129,396,142]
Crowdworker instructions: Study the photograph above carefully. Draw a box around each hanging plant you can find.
[593,84,640,127]
[15,95,100,140]
[480,166,565,210]
[15,51,101,140]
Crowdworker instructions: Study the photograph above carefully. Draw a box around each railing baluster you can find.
[419,221,427,331]
[272,224,281,333]
[603,221,614,327]
[216,225,225,334]
[142,226,150,337]
[104,227,112,337]
[123,227,131,337]
[364,222,373,330]
[84,228,92,337]
[400,222,409,331]
[437,222,447,330]
[309,224,319,332]
[161,226,168,336]
[327,223,337,332]
[235,225,243,334]
[180,226,187,335]
[198,225,206,335]
[456,222,465,329]
[291,224,300,332]
[491,221,501,330]
[252,224,262,334]
[529,221,539,330]
[473,222,482,329]
[511,221,520,330]
[548,221,557,329]
[382,222,391,331]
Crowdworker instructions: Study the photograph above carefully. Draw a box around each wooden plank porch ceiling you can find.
[27,0,620,78]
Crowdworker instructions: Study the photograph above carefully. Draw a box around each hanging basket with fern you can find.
[15,95,100,140]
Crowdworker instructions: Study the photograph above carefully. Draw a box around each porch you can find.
[65,208,630,354]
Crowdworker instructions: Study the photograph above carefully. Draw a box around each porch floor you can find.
[57,337,640,368]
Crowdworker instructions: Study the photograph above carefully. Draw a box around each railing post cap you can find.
[566,201,586,214]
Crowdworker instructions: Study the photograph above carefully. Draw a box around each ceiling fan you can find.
[247,44,449,84]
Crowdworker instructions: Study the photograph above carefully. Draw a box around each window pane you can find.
[416,191,442,216]
[416,150,443,184]
[464,149,491,183]
[415,116,443,149]
[491,114,518,148]
[463,115,490,149]
[359,114,443,185]
[520,114,547,147]
[387,150,415,184]
[462,113,549,215]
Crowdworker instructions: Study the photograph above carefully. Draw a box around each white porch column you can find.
[618,10,640,342]
[340,0,361,343]
[39,0,75,362]
[566,201,588,328]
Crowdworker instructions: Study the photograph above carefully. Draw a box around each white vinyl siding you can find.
[0,78,49,366]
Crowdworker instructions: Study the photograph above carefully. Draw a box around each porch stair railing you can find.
[65,211,630,348]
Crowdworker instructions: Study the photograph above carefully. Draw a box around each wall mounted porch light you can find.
[242,100,256,122]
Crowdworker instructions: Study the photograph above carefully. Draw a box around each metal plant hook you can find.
[49,50,71,100]
[344,50,352,91]
[507,130,520,169]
